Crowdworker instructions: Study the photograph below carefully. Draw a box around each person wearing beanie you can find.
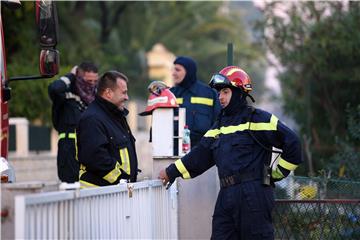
[171,56,221,148]
[160,66,302,239]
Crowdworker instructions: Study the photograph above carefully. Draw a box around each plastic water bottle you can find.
[182,125,191,154]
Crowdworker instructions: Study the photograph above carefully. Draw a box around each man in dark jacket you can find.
[48,62,98,183]
[171,56,221,147]
[77,71,138,188]
[159,66,302,239]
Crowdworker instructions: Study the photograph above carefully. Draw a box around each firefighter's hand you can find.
[71,65,78,74]
[158,169,169,186]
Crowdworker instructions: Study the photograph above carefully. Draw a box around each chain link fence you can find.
[274,175,360,200]
[273,176,360,239]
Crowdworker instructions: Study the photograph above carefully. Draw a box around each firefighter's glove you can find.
[271,165,285,183]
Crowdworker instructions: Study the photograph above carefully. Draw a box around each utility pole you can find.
[227,43,233,66]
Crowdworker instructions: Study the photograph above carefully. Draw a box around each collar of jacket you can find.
[95,95,129,117]
[172,81,198,95]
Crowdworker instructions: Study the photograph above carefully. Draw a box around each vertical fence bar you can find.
[14,196,26,239]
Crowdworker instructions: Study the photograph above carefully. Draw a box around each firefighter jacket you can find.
[48,73,87,183]
[170,81,221,147]
[166,104,302,184]
[77,96,138,188]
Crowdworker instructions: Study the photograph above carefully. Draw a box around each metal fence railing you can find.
[275,175,360,200]
[274,199,360,240]
[15,180,178,239]
[13,176,360,239]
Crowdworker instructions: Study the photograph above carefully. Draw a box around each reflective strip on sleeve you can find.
[80,180,99,189]
[59,132,76,140]
[174,159,191,179]
[176,98,183,104]
[190,97,213,106]
[60,76,71,87]
[68,133,76,139]
[204,114,278,138]
[272,166,285,179]
[65,92,81,101]
[59,133,66,139]
[119,148,131,175]
[103,162,121,183]
[278,157,298,171]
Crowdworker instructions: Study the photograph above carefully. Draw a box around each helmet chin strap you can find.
[239,88,255,103]
[246,93,255,103]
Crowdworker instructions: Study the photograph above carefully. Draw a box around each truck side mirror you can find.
[2,0,21,10]
[39,49,59,77]
[36,0,58,48]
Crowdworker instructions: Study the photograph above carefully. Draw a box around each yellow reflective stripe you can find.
[278,157,298,171]
[175,159,191,179]
[103,162,121,183]
[68,133,76,139]
[79,164,86,178]
[249,115,278,131]
[119,148,131,175]
[74,131,78,161]
[204,115,278,138]
[59,133,66,139]
[58,133,76,139]
[190,97,213,106]
[272,166,285,179]
[204,129,221,137]
[176,98,183,104]
[80,180,99,189]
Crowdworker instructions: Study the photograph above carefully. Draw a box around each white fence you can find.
[15,180,178,239]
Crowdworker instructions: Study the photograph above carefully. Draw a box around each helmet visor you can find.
[209,73,232,90]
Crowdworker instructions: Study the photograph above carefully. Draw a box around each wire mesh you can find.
[273,175,360,239]
[274,200,360,240]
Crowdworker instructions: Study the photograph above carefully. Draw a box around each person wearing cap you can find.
[48,61,98,183]
[171,56,221,148]
[77,71,139,188]
[159,66,302,239]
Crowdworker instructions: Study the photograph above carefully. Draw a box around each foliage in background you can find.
[330,105,360,180]
[3,1,265,125]
[256,2,360,178]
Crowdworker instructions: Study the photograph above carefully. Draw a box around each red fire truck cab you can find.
[0,0,60,182]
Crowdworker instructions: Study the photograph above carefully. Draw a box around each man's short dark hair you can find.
[97,70,128,95]
[78,61,98,73]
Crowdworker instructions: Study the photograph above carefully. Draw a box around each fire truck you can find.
[0,0,59,183]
